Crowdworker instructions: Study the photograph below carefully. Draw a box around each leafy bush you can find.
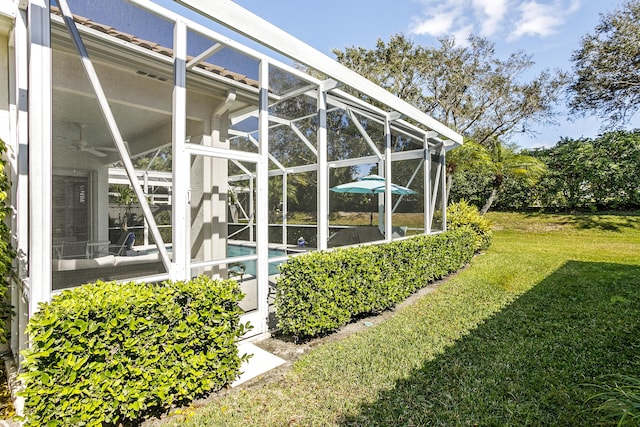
[19,276,250,426]
[275,230,475,339]
[447,200,493,251]
[0,139,13,344]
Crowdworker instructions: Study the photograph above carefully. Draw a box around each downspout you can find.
[213,90,237,119]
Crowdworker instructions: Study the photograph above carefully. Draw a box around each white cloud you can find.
[410,11,457,37]
[409,0,582,43]
[409,0,467,37]
[472,0,508,36]
[509,1,563,40]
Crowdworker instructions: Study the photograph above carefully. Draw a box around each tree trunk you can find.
[445,173,453,204]
[480,188,499,215]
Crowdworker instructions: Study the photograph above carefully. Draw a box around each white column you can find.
[28,0,52,316]
[425,145,432,234]
[383,117,392,241]
[143,172,149,246]
[255,60,270,334]
[440,147,447,231]
[171,20,189,279]
[282,173,287,245]
[317,84,328,250]
[249,177,254,242]
[10,6,30,358]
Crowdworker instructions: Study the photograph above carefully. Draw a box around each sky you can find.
[221,0,635,149]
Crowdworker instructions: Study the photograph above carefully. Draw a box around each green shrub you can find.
[275,230,475,339]
[0,139,13,344]
[19,276,251,426]
[447,200,493,251]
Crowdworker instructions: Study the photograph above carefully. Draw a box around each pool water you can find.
[135,243,285,276]
[227,244,286,276]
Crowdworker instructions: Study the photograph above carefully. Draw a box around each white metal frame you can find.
[9,0,462,353]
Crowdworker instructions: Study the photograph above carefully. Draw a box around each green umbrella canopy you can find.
[330,175,416,225]
[330,174,417,195]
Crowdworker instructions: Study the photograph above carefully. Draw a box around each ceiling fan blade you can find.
[84,148,107,158]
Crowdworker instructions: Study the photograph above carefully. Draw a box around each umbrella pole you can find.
[370,193,374,225]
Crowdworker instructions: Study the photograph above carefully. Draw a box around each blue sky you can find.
[225,0,635,149]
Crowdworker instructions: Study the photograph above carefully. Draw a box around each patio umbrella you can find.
[330,174,416,224]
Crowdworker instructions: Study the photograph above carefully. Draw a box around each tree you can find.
[478,141,546,214]
[333,34,568,146]
[446,139,492,201]
[569,0,640,125]
[530,131,640,209]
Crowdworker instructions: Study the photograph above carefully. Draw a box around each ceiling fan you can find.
[69,124,117,158]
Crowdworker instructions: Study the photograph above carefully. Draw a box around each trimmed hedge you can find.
[275,229,476,339]
[19,276,250,426]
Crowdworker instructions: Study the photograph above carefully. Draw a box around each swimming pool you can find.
[227,243,286,276]
[134,243,286,276]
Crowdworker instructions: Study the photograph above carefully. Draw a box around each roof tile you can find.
[50,6,258,88]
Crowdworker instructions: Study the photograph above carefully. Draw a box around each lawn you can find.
[159,211,640,426]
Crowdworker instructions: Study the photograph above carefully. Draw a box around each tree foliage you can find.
[528,130,640,209]
[569,0,640,125]
[333,34,568,146]
[446,140,545,214]
[452,130,640,211]
[478,141,546,214]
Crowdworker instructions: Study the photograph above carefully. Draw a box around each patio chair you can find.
[60,240,89,259]
[228,262,246,281]
[109,232,135,256]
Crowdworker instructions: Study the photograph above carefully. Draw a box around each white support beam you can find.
[347,109,382,160]
[424,143,431,234]
[186,42,223,69]
[387,150,425,162]
[230,159,254,178]
[289,123,318,157]
[267,115,291,127]
[430,148,443,221]
[249,176,254,242]
[393,158,424,213]
[440,147,447,230]
[383,117,392,241]
[176,0,463,146]
[256,59,270,334]
[271,84,317,104]
[230,149,423,182]
[248,134,286,172]
[328,155,380,170]
[185,143,260,163]
[27,0,52,316]
[317,81,329,250]
[282,173,287,245]
[10,5,30,358]
[171,19,189,279]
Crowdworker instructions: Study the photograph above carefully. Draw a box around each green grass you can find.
[161,211,640,426]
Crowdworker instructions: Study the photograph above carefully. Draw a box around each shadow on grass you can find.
[526,211,640,232]
[339,261,640,426]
